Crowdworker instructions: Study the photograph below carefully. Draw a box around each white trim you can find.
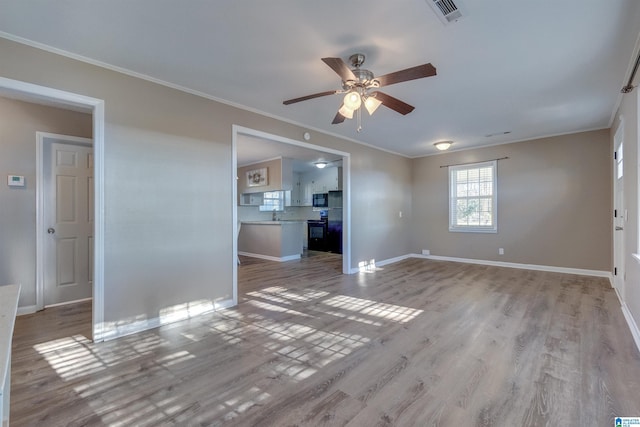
[418,254,611,277]
[102,317,162,341]
[100,298,234,341]
[215,298,236,310]
[238,252,301,263]
[232,128,239,307]
[92,101,105,342]
[366,252,613,278]
[16,305,37,316]
[621,302,640,354]
[0,77,106,343]
[232,125,353,299]
[613,117,625,299]
[448,160,498,233]
[375,254,413,266]
[44,297,92,309]
[36,133,92,312]
[349,254,413,274]
[411,126,611,159]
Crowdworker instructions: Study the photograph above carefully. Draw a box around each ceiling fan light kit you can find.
[283,53,437,132]
[364,96,383,115]
[338,104,355,119]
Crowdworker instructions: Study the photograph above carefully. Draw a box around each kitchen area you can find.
[237,152,344,263]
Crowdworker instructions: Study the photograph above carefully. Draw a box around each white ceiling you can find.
[1,1,639,158]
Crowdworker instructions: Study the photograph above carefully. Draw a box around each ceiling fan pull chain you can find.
[357,106,362,133]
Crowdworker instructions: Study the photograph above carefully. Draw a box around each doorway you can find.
[0,76,106,341]
[37,133,94,308]
[231,125,351,304]
[613,119,625,299]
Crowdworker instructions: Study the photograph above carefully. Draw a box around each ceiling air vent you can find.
[427,0,463,24]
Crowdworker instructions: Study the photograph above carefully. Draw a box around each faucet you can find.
[272,209,277,221]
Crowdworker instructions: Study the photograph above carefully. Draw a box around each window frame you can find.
[259,191,285,212]
[448,160,498,234]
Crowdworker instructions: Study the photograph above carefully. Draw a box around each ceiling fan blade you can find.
[322,57,357,82]
[376,63,437,87]
[372,91,415,115]
[283,90,339,105]
[332,110,346,124]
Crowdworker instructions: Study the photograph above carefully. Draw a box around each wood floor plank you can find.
[10,255,640,426]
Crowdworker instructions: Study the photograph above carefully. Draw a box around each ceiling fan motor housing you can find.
[349,53,366,67]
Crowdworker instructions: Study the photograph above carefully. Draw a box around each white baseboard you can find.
[101,297,236,341]
[16,305,37,316]
[353,253,612,278]
[215,298,236,310]
[45,297,92,309]
[414,253,612,278]
[349,254,412,274]
[621,302,640,354]
[239,251,301,262]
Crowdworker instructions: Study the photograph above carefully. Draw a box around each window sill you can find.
[449,227,498,234]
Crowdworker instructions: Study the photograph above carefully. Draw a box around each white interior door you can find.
[613,124,625,298]
[44,140,94,306]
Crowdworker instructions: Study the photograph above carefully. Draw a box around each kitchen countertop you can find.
[1,284,20,425]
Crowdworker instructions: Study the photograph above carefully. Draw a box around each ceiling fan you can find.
[283,53,437,132]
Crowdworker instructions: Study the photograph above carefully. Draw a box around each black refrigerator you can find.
[327,191,343,254]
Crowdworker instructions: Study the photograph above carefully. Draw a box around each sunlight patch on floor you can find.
[246,299,312,318]
[322,295,423,324]
[249,286,330,302]
[34,334,106,380]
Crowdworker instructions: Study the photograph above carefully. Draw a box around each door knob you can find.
[615,226,623,231]
[47,227,55,234]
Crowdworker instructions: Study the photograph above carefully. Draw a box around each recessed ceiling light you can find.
[434,141,453,151]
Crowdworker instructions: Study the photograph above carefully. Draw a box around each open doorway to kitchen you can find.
[231,125,351,303]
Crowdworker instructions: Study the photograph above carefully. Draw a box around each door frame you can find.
[36,132,93,310]
[232,125,352,305]
[0,76,106,342]
[613,117,625,298]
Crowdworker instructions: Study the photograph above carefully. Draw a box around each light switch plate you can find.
[8,175,25,187]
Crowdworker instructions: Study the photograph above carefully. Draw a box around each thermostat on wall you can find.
[7,175,25,187]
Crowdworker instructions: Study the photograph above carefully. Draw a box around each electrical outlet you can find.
[422,249,430,255]
[498,248,504,255]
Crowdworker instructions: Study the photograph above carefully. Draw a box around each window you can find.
[449,160,497,233]
[259,191,285,212]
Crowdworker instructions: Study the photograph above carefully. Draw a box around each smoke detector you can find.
[426,0,464,25]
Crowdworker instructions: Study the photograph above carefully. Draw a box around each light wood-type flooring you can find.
[10,253,640,426]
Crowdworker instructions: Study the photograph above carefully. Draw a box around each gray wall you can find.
[0,96,92,307]
[0,38,413,333]
[612,89,640,337]
[410,130,612,271]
